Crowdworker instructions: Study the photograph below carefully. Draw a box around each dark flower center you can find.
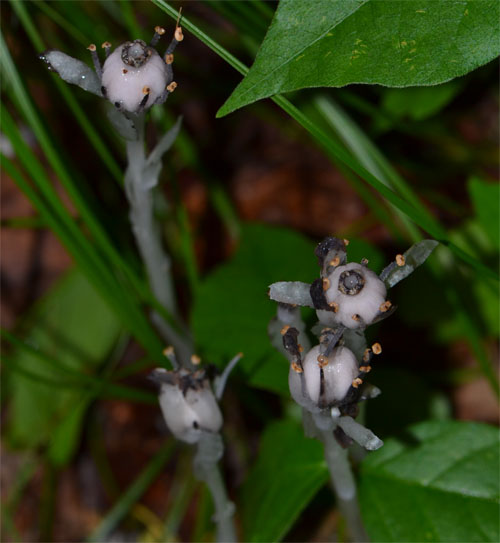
[338,270,365,295]
[121,40,153,68]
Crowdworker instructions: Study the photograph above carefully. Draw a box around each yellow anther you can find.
[396,254,406,266]
[379,300,392,312]
[191,354,201,365]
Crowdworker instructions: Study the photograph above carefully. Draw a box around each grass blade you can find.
[88,441,176,542]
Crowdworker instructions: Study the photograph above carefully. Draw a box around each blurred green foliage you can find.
[1,1,498,542]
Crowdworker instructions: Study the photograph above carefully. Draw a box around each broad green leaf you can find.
[468,177,500,249]
[6,269,122,464]
[219,0,500,116]
[360,420,500,542]
[381,81,462,122]
[191,223,317,395]
[241,420,328,542]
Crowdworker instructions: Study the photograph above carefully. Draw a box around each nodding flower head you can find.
[289,344,359,410]
[40,23,183,114]
[101,33,176,113]
[324,262,387,329]
[282,325,381,415]
[150,367,222,444]
[309,237,389,330]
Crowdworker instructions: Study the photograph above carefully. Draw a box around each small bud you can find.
[191,354,201,365]
[163,346,174,357]
[175,27,184,42]
[379,300,392,312]
[396,254,405,266]
[154,368,223,444]
[329,301,339,312]
[317,354,328,368]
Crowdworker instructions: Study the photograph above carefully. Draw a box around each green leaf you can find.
[192,223,317,394]
[360,420,500,542]
[381,81,462,122]
[219,0,500,116]
[6,269,122,463]
[241,420,328,542]
[468,177,500,249]
[153,0,498,283]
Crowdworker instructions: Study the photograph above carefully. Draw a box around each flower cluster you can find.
[269,236,437,449]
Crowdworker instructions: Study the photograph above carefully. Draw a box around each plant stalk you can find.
[194,433,236,543]
[315,414,368,542]
[124,114,192,365]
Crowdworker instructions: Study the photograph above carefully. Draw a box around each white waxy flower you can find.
[102,40,169,113]
[289,344,359,409]
[154,369,223,444]
[323,262,387,329]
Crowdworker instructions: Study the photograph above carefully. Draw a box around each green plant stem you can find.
[124,114,193,365]
[194,433,236,543]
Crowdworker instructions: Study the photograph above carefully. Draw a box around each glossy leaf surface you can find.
[360,420,500,542]
[219,0,500,116]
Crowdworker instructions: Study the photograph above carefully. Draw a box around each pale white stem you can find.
[124,115,193,365]
[312,412,368,542]
[215,353,243,400]
[194,433,236,542]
